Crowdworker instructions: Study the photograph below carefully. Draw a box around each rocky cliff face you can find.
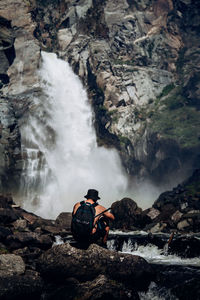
[0,0,200,194]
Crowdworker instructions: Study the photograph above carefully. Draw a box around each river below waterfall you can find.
[54,232,200,300]
[108,232,200,300]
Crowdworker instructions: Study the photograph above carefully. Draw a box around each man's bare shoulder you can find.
[97,204,106,211]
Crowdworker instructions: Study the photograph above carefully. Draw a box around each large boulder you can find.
[111,198,151,230]
[55,212,72,232]
[38,243,153,291]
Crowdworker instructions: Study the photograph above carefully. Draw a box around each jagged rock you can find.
[0,0,40,95]
[177,219,190,231]
[38,243,153,291]
[12,219,28,231]
[171,210,183,223]
[146,207,160,220]
[149,222,167,233]
[0,254,25,277]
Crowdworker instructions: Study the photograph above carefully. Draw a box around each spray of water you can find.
[20,52,130,218]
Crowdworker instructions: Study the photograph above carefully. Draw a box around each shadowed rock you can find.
[38,242,153,291]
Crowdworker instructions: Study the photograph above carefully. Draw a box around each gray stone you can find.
[177,219,190,230]
[0,254,25,277]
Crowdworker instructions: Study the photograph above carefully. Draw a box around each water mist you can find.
[20,52,129,219]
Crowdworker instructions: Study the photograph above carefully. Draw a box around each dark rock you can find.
[147,169,200,233]
[0,271,43,300]
[42,275,139,300]
[169,235,200,258]
[6,232,53,250]
[0,225,11,241]
[171,277,200,300]
[151,264,200,300]
[0,194,14,208]
[38,243,153,291]
[55,212,72,231]
[0,208,18,224]
[111,198,143,230]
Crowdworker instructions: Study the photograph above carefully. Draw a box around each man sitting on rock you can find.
[71,189,115,247]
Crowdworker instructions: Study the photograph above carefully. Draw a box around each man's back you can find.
[72,199,114,227]
[71,189,115,245]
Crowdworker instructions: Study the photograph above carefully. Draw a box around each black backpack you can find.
[71,201,98,242]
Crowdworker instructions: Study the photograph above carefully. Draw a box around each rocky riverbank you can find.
[0,194,153,299]
[111,169,200,234]
[1,169,200,299]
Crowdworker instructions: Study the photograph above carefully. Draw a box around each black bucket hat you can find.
[84,189,100,201]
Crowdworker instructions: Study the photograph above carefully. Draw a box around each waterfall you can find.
[19,51,128,218]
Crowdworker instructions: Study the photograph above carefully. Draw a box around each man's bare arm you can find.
[104,210,115,221]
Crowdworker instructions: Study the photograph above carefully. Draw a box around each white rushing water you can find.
[115,238,200,267]
[19,52,129,218]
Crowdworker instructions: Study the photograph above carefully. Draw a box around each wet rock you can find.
[38,243,153,291]
[169,235,200,258]
[0,254,25,277]
[151,264,200,300]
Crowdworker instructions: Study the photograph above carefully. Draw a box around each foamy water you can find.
[107,238,200,267]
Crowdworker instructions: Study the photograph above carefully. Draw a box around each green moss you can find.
[176,47,187,79]
[185,181,200,196]
[151,105,200,148]
[0,248,9,254]
[160,84,175,98]
[118,135,131,147]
